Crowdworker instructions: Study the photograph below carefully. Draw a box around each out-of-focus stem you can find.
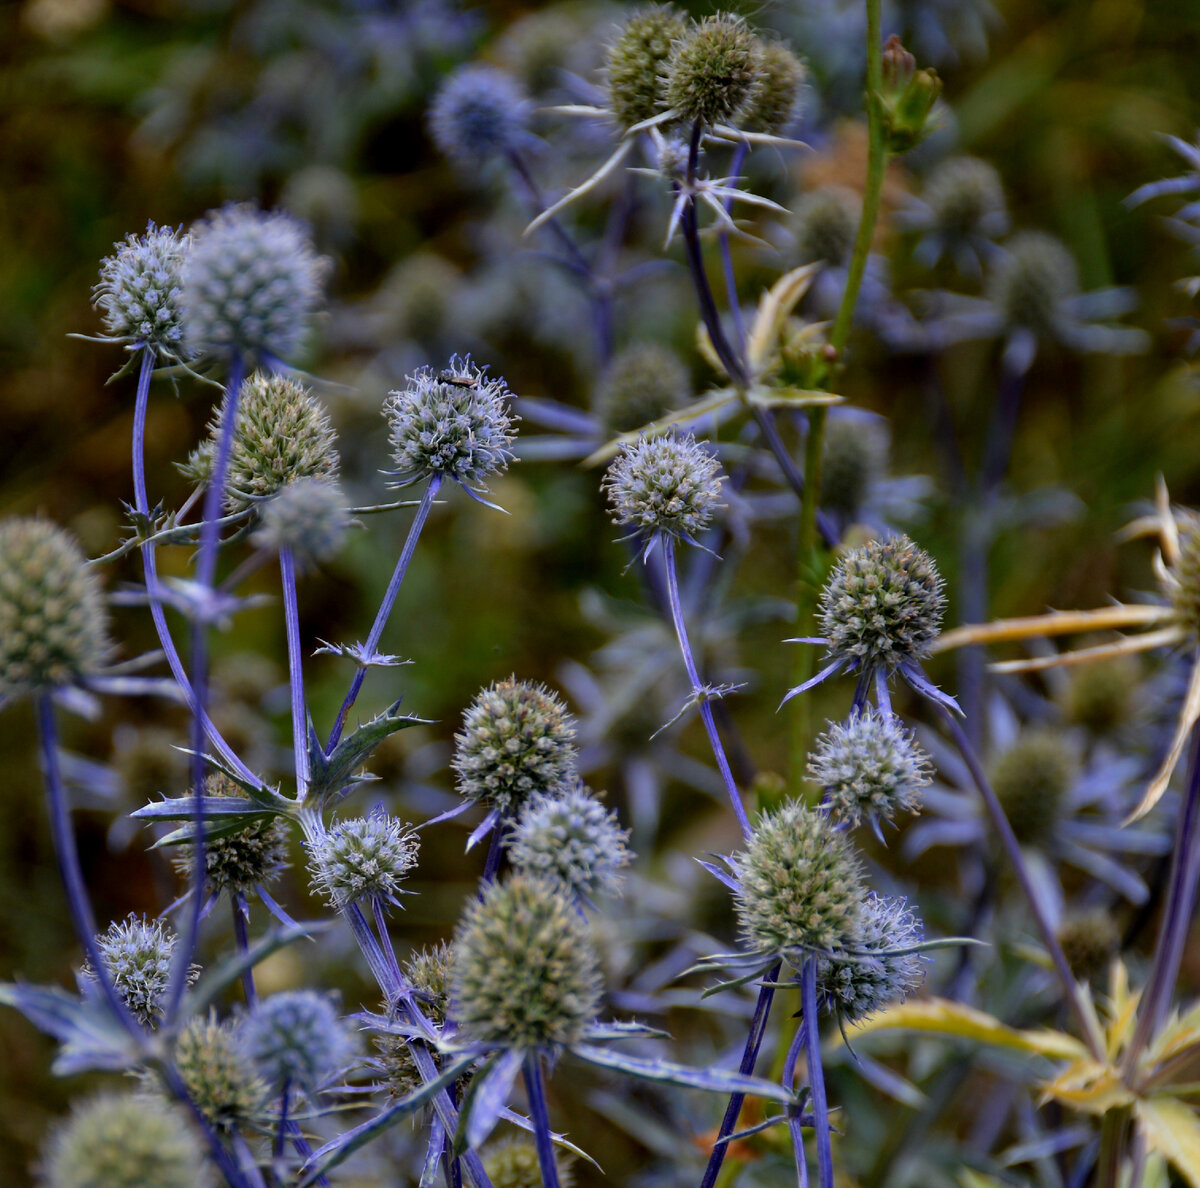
[231,896,257,1007]
[781,1018,811,1188]
[523,1055,562,1188]
[800,959,833,1188]
[280,548,310,800]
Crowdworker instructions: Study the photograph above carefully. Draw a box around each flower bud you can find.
[878,35,941,154]
[253,477,350,568]
[820,416,885,522]
[596,342,689,434]
[989,730,1074,848]
[1057,909,1119,983]
[484,1136,574,1188]
[738,39,804,135]
[793,186,861,269]
[173,1012,267,1132]
[987,231,1078,338]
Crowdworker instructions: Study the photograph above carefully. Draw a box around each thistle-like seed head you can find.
[183,371,340,513]
[182,203,325,362]
[40,1092,207,1188]
[0,518,109,698]
[307,810,420,910]
[508,781,632,903]
[1057,909,1120,982]
[922,156,1007,243]
[793,186,860,269]
[602,432,723,542]
[429,64,531,168]
[989,730,1074,849]
[452,677,578,815]
[732,800,865,961]
[820,417,885,521]
[988,230,1077,337]
[452,873,603,1050]
[85,915,192,1027]
[173,1012,267,1132]
[253,477,350,568]
[93,223,191,359]
[663,13,762,128]
[605,4,687,130]
[738,39,804,135]
[384,356,516,489]
[377,943,454,1098]
[484,1136,575,1188]
[809,707,931,830]
[816,894,926,1022]
[596,341,690,434]
[240,990,355,1092]
[819,535,946,671]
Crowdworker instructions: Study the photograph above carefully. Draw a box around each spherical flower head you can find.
[793,186,860,269]
[84,915,193,1027]
[241,990,355,1092]
[93,223,191,360]
[384,356,517,490]
[0,518,109,699]
[406,941,453,1026]
[182,203,325,362]
[597,341,689,434]
[988,230,1078,338]
[922,157,1007,243]
[820,417,885,521]
[738,39,804,135]
[507,781,632,903]
[1057,909,1119,983]
[452,677,578,815]
[484,1136,574,1188]
[171,772,290,897]
[307,810,420,910]
[173,1012,267,1132]
[663,13,762,128]
[816,894,926,1023]
[606,4,687,130]
[429,64,530,168]
[253,477,350,568]
[603,432,723,543]
[40,1092,207,1188]
[819,535,946,671]
[184,371,340,513]
[452,873,603,1050]
[1062,653,1139,734]
[989,729,1074,848]
[809,707,931,830]
[732,800,866,961]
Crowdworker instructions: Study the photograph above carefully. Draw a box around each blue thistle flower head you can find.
[240,990,355,1092]
[253,477,350,569]
[85,914,195,1027]
[306,808,420,910]
[429,64,531,169]
[182,203,326,364]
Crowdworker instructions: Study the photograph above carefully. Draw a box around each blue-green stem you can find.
[523,1054,562,1188]
[280,547,310,800]
[800,958,832,1188]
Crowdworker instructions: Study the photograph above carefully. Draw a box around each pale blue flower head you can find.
[241,990,355,1092]
[429,64,531,168]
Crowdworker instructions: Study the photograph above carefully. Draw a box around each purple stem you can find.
[782,1018,811,1188]
[372,896,403,990]
[800,958,832,1188]
[280,548,310,800]
[719,141,749,355]
[480,819,506,888]
[327,472,442,754]
[661,537,752,838]
[231,895,257,1007]
[158,1061,251,1187]
[699,960,781,1188]
[522,1054,562,1188]
[275,1081,291,1162]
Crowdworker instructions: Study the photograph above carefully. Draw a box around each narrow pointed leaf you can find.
[132,795,273,821]
[582,1021,671,1042]
[0,984,140,1075]
[455,1047,523,1153]
[582,388,739,468]
[1137,1096,1200,1187]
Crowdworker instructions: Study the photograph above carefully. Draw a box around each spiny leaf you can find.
[1137,1096,1200,1187]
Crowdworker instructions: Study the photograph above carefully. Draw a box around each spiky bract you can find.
[484,1136,575,1188]
[663,14,762,128]
[603,432,723,542]
[429,64,530,167]
[86,915,192,1027]
[384,356,516,489]
[739,39,804,134]
[240,990,354,1092]
[93,223,191,359]
[988,231,1078,338]
[307,810,420,910]
[809,707,931,830]
[452,874,602,1050]
[597,341,689,434]
[254,477,350,568]
[0,518,108,698]
[732,800,865,961]
[989,730,1074,848]
[819,535,945,671]
[173,1012,267,1132]
[452,678,578,814]
[606,5,687,130]
[182,203,325,362]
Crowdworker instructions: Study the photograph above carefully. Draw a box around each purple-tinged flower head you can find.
[731,800,865,963]
[1057,908,1120,983]
[596,341,690,435]
[306,809,420,910]
[92,223,191,360]
[1061,652,1140,736]
[738,38,805,135]
[507,780,632,903]
[384,356,517,491]
[173,1012,267,1133]
[809,706,931,831]
[820,535,945,674]
[484,1135,575,1188]
[452,677,578,816]
[428,64,531,168]
[253,477,350,569]
[0,518,109,699]
[605,4,688,131]
[988,728,1075,849]
[183,372,340,513]
[240,990,355,1092]
[452,873,602,1050]
[40,1092,207,1188]
[603,432,723,544]
[171,773,290,898]
[816,894,926,1023]
[663,13,763,128]
[987,231,1079,340]
[181,203,326,363]
[83,915,195,1027]
[793,186,860,269]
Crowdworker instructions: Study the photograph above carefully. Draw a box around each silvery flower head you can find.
[92,222,191,360]
[253,477,350,569]
[429,64,531,168]
[174,1012,267,1133]
[182,203,326,363]
[240,990,355,1092]
[384,356,517,492]
[84,914,195,1027]
[507,780,632,904]
[738,38,805,135]
[912,156,1008,274]
[306,808,420,910]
